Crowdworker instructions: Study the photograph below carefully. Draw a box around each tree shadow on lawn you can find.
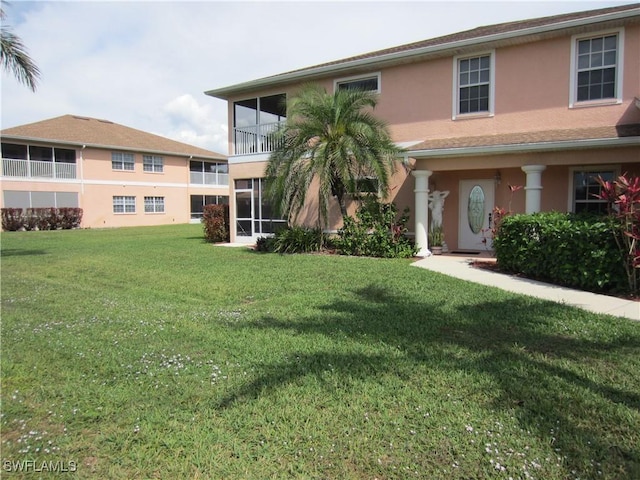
[0,248,48,257]
[216,282,640,476]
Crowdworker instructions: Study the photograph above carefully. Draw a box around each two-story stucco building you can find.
[0,115,228,228]
[205,3,640,255]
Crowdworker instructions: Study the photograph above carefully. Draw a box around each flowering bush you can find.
[596,173,640,295]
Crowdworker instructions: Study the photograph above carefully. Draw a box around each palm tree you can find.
[265,84,404,229]
[1,3,40,91]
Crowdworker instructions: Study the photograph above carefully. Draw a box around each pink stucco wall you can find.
[224,22,640,244]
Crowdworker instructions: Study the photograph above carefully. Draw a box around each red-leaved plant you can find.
[596,173,640,294]
[482,184,523,249]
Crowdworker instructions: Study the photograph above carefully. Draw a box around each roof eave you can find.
[205,8,640,99]
[0,135,226,161]
[407,137,640,158]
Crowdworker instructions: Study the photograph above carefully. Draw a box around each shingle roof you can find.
[407,124,640,156]
[206,3,640,98]
[287,3,640,74]
[0,115,226,160]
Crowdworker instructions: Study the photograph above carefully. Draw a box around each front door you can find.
[458,179,495,251]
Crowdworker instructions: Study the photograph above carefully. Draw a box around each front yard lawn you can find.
[1,224,639,479]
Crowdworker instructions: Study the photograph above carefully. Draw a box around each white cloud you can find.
[1,0,635,155]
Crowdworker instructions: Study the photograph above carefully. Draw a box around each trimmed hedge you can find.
[202,204,230,243]
[494,212,626,294]
[1,207,83,231]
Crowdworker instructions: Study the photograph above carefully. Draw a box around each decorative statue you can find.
[428,190,449,229]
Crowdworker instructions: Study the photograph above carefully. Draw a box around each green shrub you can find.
[202,204,229,243]
[494,212,626,294]
[255,235,277,253]
[335,199,417,259]
[257,226,324,254]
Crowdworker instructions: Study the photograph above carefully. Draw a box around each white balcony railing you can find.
[189,171,229,186]
[234,121,284,155]
[1,158,77,179]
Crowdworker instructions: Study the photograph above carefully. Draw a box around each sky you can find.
[1,0,637,155]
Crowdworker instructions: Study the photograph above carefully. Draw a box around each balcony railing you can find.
[1,158,77,179]
[233,121,284,155]
[189,171,229,186]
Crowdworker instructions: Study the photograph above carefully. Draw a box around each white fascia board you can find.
[408,137,640,158]
[1,135,226,161]
[205,8,640,99]
[228,153,271,165]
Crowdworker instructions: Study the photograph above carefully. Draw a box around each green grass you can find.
[1,224,639,479]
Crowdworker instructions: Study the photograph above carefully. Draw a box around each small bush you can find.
[256,226,325,254]
[335,199,417,259]
[1,208,24,231]
[255,235,277,253]
[202,204,229,243]
[494,212,626,294]
[59,208,83,229]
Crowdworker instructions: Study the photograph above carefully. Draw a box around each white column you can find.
[521,165,547,214]
[412,170,433,257]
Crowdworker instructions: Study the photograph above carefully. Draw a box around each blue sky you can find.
[1,0,636,154]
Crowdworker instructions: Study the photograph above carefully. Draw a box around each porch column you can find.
[521,165,547,214]
[412,169,433,257]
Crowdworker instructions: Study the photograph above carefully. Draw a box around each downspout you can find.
[80,145,86,194]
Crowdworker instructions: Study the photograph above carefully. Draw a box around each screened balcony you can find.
[233,94,286,155]
[1,143,77,179]
[189,161,229,186]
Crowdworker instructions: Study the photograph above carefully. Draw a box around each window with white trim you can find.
[455,53,493,116]
[113,196,136,214]
[143,155,163,173]
[190,195,228,220]
[112,152,134,171]
[144,196,165,213]
[571,30,623,106]
[572,169,615,214]
[335,73,380,93]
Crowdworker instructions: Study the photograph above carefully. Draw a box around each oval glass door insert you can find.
[467,185,485,234]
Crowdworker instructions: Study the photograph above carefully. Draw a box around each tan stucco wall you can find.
[1,145,228,229]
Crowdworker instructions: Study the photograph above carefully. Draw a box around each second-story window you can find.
[233,94,286,155]
[189,161,229,185]
[571,31,622,106]
[112,152,134,171]
[143,155,163,173]
[455,53,493,116]
[335,73,380,93]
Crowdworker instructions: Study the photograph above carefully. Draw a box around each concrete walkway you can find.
[411,254,639,321]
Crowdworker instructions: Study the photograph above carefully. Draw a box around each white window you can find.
[570,168,617,214]
[143,155,163,173]
[453,52,495,118]
[113,196,136,214]
[112,152,134,171]
[144,196,165,213]
[335,73,381,93]
[570,29,623,107]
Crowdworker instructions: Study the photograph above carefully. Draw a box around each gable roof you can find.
[206,3,640,99]
[0,115,226,160]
